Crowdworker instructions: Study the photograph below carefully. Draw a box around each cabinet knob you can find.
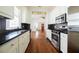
[11,44,14,46]
[69,27,72,29]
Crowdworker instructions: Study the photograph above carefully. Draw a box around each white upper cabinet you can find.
[0,6,14,19]
[21,7,29,23]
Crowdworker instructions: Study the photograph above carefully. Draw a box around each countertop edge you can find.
[0,30,30,45]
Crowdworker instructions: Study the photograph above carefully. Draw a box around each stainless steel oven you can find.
[51,30,60,49]
[52,31,59,42]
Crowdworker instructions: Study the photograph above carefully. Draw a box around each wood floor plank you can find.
[25,30,58,53]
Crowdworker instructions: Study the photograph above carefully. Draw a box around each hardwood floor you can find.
[25,30,58,53]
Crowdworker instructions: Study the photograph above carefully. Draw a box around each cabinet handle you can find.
[11,44,14,46]
[69,27,72,29]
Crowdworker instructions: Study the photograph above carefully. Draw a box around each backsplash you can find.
[0,18,6,32]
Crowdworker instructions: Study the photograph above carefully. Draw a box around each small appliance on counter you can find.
[21,23,30,30]
[48,24,55,30]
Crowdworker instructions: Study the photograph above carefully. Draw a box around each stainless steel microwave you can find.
[55,13,67,24]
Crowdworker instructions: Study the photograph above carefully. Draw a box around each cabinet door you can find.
[23,31,30,50]
[0,38,18,53]
[0,6,14,18]
[18,31,30,53]
[60,33,68,53]
[46,30,51,41]
[18,34,25,53]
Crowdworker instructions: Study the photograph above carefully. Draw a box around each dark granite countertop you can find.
[0,29,29,45]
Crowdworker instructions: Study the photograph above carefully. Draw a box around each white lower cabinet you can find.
[18,34,25,53]
[0,31,30,53]
[46,30,52,41]
[18,31,30,53]
[60,33,68,53]
[0,37,18,53]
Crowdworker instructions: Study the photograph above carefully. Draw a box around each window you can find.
[6,7,21,30]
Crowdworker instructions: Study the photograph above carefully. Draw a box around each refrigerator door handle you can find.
[69,27,72,29]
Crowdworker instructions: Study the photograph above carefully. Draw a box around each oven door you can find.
[51,32,60,49]
[52,32,59,42]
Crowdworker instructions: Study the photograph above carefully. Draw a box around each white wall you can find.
[28,7,48,31]
[30,16,46,31]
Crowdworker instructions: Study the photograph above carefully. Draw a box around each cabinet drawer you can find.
[61,33,67,39]
[0,38,18,53]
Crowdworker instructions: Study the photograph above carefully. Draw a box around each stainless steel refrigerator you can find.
[68,7,79,52]
[68,26,79,53]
